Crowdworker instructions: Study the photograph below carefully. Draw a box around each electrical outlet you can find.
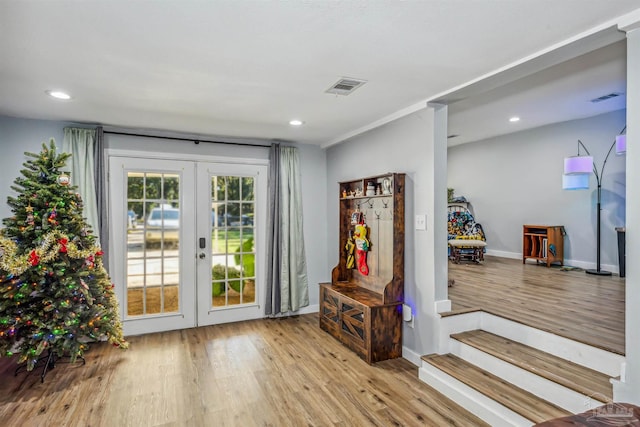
[415,214,426,230]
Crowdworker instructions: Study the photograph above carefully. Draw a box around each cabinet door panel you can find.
[321,289,340,324]
[341,301,366,343]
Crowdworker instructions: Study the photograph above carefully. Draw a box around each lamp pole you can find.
[577,139,616,276]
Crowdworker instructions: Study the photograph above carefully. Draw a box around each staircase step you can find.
[422,353,571,424]
[451,329,612,402]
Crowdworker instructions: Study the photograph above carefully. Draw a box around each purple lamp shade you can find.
[616,134,626,155]
[563,155,593,175]
[562,173,589,190]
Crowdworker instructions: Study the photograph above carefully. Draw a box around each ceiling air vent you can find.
[590,92,623,103]
[326,77,367,96]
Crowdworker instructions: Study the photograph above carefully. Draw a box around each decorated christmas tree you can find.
[0,140,127,371]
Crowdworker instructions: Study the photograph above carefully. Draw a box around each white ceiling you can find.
[0,1,638,147]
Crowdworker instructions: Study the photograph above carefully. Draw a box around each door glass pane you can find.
[126,171,180,317]
[210,175,256,308]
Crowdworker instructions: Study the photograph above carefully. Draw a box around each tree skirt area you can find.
[127,281,256,316]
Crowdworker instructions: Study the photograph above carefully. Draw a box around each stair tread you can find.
[451,329,612,401]
[422,353,571,423]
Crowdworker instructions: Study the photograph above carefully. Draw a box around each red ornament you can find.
[58,238,68,253]
[28,250,39,266]
[96,250,104,257]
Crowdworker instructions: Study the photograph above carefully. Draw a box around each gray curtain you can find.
[94,126,109,270]
[266,144,309,315]
[62,128,100,246]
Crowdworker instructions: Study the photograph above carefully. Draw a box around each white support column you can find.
[431,103,450,311]
[613,11,640,404]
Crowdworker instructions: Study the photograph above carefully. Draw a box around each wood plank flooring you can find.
[0,314,488,427]
[448,256,625,355]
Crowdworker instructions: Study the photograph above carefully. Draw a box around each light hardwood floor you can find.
[448,255,625,355]
[0,314,487,427]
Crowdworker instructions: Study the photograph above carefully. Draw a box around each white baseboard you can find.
[402,346,422,366]
[292,304,319,315]
[435,299,451,313]
[485,249,520,259]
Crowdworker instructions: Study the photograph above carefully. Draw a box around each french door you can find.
[109,156,266,335]
[195,162,267,326]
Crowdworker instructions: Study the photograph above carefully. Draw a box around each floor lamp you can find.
[562,127,626,276]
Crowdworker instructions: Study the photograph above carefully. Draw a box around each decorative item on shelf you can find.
[375,184,381,195]
[342,188,347,198]
[561,126,626,276]
[351,210,362,225]
[355,187,363,197]
[382,178,391,195]
[448,188,454,202]
[366,181,375,196]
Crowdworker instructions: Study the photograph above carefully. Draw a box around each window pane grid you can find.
[127,171,180,317]
[210,174,256,308]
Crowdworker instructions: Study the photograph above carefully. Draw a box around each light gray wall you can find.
[448,109,626,271]
[326,107,441,359]
[0,116,328,308]
[0,116,71,220]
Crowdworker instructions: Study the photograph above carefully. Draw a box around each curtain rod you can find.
[104,130,272,148]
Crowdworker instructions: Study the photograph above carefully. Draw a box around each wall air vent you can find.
[326,77,367,96]
[447,134,459,139]
[590,92,624,103]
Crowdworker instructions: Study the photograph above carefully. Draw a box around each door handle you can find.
[198,252,206,259]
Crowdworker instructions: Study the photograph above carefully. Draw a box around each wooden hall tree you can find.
[319,173,405,363]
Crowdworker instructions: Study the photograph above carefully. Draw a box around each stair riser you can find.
[438,311,623,377]
[418,363,534,427]
[450,339,607,413]
[437,310,482,353]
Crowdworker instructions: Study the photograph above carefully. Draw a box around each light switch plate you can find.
[415,214,426,230]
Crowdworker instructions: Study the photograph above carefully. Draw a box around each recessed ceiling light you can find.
[509,116,520,123]
[46,90,72,100]
[289,119,304,126]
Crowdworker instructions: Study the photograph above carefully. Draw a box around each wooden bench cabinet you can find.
[319,173,405,364]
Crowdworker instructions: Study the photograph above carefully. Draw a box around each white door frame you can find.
[107,149,268,335]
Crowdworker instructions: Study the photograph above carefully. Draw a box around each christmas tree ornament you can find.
[57,174,70,186]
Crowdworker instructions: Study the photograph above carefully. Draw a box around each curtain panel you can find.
[62,128,101,247]
[266,144,309,315]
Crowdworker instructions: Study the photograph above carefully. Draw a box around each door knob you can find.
[198,252,206,259]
